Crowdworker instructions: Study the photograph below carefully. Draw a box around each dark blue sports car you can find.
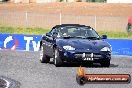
[40,24,112,67]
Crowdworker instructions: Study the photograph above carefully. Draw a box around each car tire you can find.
[54,49,63,67]
[100,60,110,67]
[40,45,50,63]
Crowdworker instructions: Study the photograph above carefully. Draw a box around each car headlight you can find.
[100,47,111,52]
[63,45,75,50]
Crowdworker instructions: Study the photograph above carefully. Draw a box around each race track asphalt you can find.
[0,50,132,88]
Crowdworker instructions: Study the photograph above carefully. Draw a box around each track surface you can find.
[0,50,132,88]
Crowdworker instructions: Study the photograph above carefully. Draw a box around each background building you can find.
[8,0,132,3]
[9,0,105,3]
[9,0,76,3]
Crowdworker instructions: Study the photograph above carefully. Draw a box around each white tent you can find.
[107,0,132,3]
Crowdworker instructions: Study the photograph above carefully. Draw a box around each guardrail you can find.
[0,33,132,56]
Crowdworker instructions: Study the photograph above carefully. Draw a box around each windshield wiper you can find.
[86,37,100,40]
[73,36,86,39]
[63,36,85,39]
[63,36,74,39]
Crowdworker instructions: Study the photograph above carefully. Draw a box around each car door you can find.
[42,35,50,56]
[45,28,57,57]
[46,34,54,57]
[42,33,54,57]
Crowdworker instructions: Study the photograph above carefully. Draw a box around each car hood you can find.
[56,39,111,51]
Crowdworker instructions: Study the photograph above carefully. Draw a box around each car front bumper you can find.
[59,49,111,63]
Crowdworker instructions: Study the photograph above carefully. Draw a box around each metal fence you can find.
[0,11,128,32]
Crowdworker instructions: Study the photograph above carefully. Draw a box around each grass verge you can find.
[0,25,132,39]
[98,31,132,39]
[0,25,50,35]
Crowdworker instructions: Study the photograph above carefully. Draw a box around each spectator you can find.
[127,16,132,33]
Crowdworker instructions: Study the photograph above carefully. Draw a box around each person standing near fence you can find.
[127,16,132,33]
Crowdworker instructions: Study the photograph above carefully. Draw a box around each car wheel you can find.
[40,45,50,63]
[54,49,63,67]
[100,60,110,67]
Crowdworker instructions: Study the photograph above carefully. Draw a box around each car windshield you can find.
[56,26,100,39]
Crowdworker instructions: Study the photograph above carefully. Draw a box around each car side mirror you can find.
[53,32,58,38]
[46,33,52,37]
[101,35,107,39]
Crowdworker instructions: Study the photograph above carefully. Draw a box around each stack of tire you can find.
[0,79,7,88]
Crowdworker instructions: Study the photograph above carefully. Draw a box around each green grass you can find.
[98,31,132,39]
[0,25,50,35]
[0,25,132,39]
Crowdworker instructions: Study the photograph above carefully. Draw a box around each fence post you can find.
[25,11,28,27]
[77,15,80,24]
[59,12,62,25]
[94,15,97,30]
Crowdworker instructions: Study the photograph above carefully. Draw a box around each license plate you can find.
[83,58,94,61]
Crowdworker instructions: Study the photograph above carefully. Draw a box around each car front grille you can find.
[74,53,102,58]
[74,54,82,58]
[93,54,102,58]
